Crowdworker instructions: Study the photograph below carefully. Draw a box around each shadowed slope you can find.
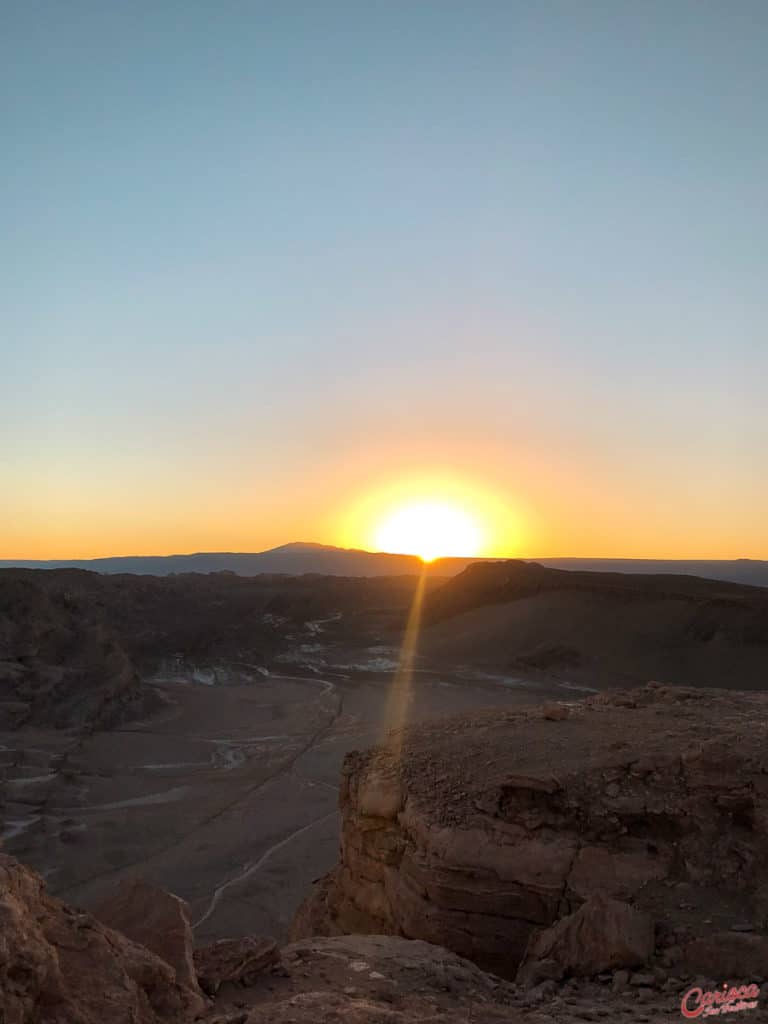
[419,561,768,688]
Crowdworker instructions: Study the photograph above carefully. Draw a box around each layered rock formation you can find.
[0,848,754,1023]
[291,683,768,982]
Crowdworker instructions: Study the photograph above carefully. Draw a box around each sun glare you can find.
[373,501,481,562]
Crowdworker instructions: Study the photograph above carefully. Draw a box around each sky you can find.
[2,1,766,560]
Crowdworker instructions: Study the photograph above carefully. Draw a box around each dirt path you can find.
[54,673,343,900]
[193,807,339,929]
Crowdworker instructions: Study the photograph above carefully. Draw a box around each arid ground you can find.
[0,660,571,943]
[2,561,765,949]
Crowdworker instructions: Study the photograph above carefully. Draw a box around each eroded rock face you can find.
[0,855,198,1024]
[0,575,161,730]
[291,684,768,979]
[95,878,206,1008]
[0,851,732,1024]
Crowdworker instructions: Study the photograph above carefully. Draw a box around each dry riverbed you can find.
[0,665,568,941]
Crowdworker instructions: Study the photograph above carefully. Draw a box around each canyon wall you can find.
[292,684,768,980]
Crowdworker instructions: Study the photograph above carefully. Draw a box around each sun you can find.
[373,500,481,562]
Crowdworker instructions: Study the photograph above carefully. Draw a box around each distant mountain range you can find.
[1,542,767,588]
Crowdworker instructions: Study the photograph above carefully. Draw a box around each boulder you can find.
[193,936,278,995]
[95,878,205,1006]
[520,894,654,977]
[541,701,569,721]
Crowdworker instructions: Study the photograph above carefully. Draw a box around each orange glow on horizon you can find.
[337,473,520,562]
[373,500,482,562]
[2,456,765,563]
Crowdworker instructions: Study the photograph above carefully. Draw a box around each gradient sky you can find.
[3,1,766,560]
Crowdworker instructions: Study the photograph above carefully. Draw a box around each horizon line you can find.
[0,545,762,565]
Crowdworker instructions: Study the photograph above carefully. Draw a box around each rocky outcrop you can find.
[0,850,733,1024]
[291,684,768,980]
[0,851,531,1023]
[0,854,199,1023]
[212,934,523,1023]
[0,574,161,730]
[0,567,424,690]
[95,879,206,1009]
[208,933,693,1023]
[520,893,654,978]
[193,936,278,995]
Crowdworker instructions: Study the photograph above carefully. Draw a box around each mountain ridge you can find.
[1,542,766,588]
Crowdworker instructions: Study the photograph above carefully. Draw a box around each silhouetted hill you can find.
[0,543,467,578]
[535,556,768,589]
[1,544,767,587]
[420,560,768,688]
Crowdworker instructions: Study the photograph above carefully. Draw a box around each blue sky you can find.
[2,1,766,558]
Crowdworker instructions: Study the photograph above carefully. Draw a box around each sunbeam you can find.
[379,567,427,760]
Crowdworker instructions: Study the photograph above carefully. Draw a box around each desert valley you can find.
[4,4,766,1020]
[1,556,767,1022]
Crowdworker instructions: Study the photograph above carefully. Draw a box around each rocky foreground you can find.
[0,855,566,1023]
[2,683,767,1022]
[293,684,768,987]
[0,853,717,1023]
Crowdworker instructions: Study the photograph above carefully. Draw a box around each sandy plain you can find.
[0,658,575,943]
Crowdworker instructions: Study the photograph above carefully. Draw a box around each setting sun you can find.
[337,472,517,561]
[373,501,482,562]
